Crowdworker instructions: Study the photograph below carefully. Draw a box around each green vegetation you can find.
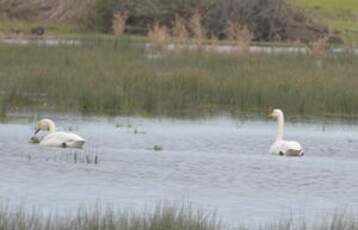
[0,0,324,43]
[0,96,4,118]
[295,0,358,43]
[0,38,357,118]
[0,18,82,36]
[1,0,357,43]
[297,0,358,15]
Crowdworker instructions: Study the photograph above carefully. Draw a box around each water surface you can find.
[0,115,357,225]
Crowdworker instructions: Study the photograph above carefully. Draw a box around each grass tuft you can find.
[112,12,128,36]
[148,23,171,49]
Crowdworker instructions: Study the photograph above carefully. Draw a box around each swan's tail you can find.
[66,140,86,148]
[285,149,304,157]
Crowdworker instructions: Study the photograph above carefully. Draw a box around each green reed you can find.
[0,38,357,118]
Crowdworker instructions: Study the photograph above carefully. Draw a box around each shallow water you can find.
[0,115,358,225]
[2,38,358,56]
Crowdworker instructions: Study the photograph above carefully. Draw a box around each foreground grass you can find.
[0,204,357,230]
[0,38,357,118]
[0,205,219,230]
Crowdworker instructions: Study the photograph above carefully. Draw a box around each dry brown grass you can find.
[112,12,128,36]
[189,12,206,49]
[148,23,170,49]
[309,34,331,57]
[172,15,189,43]
[226,22,253,53]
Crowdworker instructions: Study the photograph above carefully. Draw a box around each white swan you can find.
[268,109,304,157]
[34,119,85,148]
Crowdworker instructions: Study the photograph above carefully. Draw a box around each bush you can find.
[1,0,328,42]
[85,0,327,42]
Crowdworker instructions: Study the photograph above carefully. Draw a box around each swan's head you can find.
[34,119,56,134]
[268,109,283,118]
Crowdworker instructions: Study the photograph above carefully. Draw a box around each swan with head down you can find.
[268,109,304,157]
[34,119,85,148]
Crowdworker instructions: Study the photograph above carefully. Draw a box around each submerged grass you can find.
[0,38,357,118]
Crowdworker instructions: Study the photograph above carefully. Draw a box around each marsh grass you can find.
[0,96,4,118]
[0,38,357,118]
[50,151,100,165]
[0,204,357,230]
[0,204,220,230]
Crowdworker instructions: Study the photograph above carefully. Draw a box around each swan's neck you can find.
[276,113,284,141]
[46,120,56,133]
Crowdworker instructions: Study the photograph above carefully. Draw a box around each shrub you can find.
[189,12,206,48]
[172,15,189,43]
[1,0,328,42]
[148,23,170,49]
[112,11,128,35]
[226,22,253,52]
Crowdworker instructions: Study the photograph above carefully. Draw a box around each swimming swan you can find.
[34,119,85,148]
[268,109,304,157]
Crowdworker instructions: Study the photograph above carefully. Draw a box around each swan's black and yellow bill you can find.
[34,128,41,135]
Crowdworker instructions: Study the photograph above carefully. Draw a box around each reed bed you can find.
[0,38,357,118]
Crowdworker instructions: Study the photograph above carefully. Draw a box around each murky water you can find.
[0,115,358,225]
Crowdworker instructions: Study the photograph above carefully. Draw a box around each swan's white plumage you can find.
[40,132,85,148]
[34,119,85,148]
[270,140,303,156]
[268,109,304,157]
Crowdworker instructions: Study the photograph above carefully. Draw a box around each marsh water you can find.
[0,114,358,225]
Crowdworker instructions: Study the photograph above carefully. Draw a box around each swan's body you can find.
[34,119,85,148]
[270,140,303,156]
[268,109,304,157]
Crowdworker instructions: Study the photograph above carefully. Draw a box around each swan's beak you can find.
[34,128,41,135]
